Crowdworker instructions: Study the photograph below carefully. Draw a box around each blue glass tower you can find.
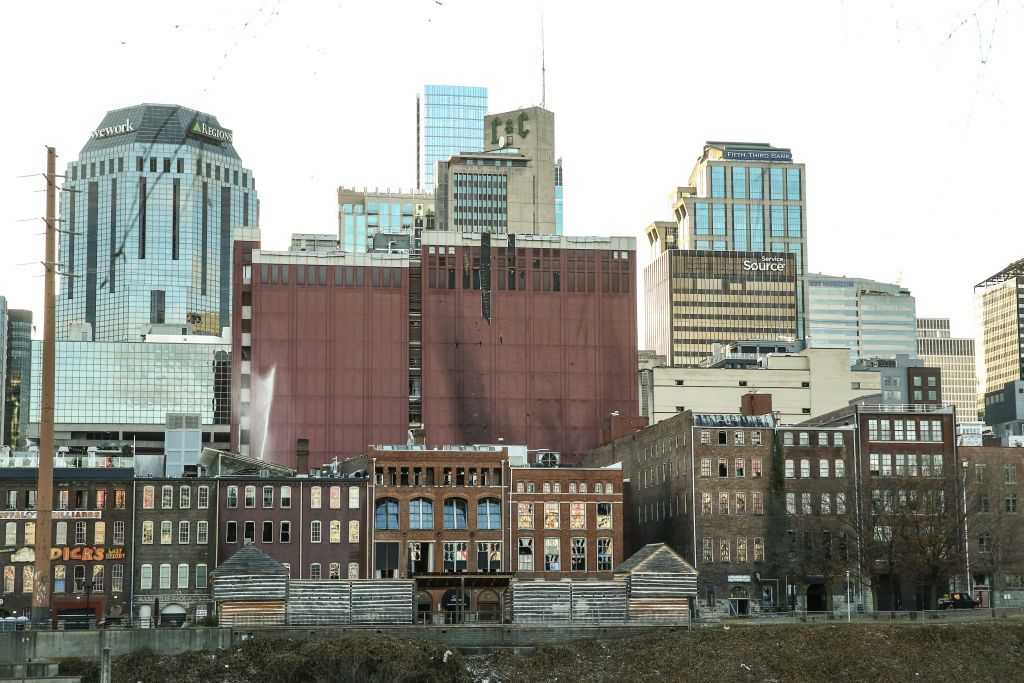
[419,85,488,192]
[555,158,564,235]
[58,104,257,341]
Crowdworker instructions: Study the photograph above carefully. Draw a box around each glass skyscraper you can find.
[58,104,257,341]
[337,187,434,253]
[3,305,33,449]
[419,85,487,192]
[807,274,918,362]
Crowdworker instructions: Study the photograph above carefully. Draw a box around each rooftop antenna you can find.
[540,13,546,108]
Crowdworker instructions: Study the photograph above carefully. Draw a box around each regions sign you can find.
[48,546,124,561]
[91,117,135,140]
[724,149,793,162]
[190,120,234,143]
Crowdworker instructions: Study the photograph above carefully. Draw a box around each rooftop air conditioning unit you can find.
[537,452,560,467]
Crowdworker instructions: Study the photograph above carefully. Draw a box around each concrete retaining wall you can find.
[0,628,232,663]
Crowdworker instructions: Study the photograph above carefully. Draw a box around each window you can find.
[409,498,433,529]
[518,538,534,571]
[800,459,810,478]
[3,522,15,546]
[329,563,341,580]
[597,503,613,529]
[544,538,561,571]
[799,432,810,446]
[330,520,341,543]
[348,486,359,509]
[786,493,796,515]
[821,493,832,515]
[700,458,712,477]
[195,564,208,589]
[156,521,170,545]
[753,537,765,562]
[718,459,728,477]
[310,520,322,543]
[329,486,341,509]
[750,459,762,479]
[834,432,844,446]
[1006,494,1018,513]
[56,521,67,545]
[310,563,322,580]
[197,521,209,544]
[178,521,190,544]
[159,564,172,590]
[198,486,209,509]
[140,564,152,590]
[976,464,987,483]
[783,432,794,446]
[310,486,322,509]
[979,532,992,553]
[733,492,746,516]
[701,492,712,515]
[702,538,714,563]
[349,520,359,543]
[177,564,189,589]
[752,492,763,515]
[243,521,255,544]
[75,521,87,545]
[161,486,173,509]
[113,521,125,545]
[179,486,191,509]
[261,521,273,543]
[836,492,847,514]
[752,431,762,446]
[227,486,238,508]
[976,493,990,513]
[244,486,256,508]
[700,430,710,445]
[736,537,748,562]
[143,486,155,509]
[477,498,501,529]
[869,454,880,476]
[444,499,468,529]
[375,498,400,529]
[719,492,730,515]
[801,493,812,515]
[280,486,292,508]
[594,537,613,571]
[734,431,745,446]
[115,489,126,509]
[443,542,469,572]
[785,460,794,478]
[544,502,560,529]
[95,490,107,509]
[518,502,534,529]
[226,521,237,543]
[571,538,587,571]
[720,538,730,562]
[262,486,274,508]
[835,459,845,478]
[1006,464,1017,485]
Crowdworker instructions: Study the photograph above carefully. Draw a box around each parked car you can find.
[938,593,980,609]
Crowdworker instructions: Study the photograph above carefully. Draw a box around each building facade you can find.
[58,104,257,341]
[807,274,918,362]
[419,85,488,193]
[3,308,32,449]
[0,464,133,625]
[337,187,435,253]
[646,142,808,338]
[917,318,978,422]
[644,249,798,367]
[983,380,1024,444]
[27,334,231,456]
[132,478,217,625]
[975,258,1024,410]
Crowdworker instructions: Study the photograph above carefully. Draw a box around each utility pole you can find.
[32,146,57,627]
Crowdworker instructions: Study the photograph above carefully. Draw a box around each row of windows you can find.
[709,165,801,201]
[3,488,128,511]
[701,458,765,478]
[975,463,1018,484]
[701,536,765,563]
[786,492,848,515]
[224,519,359,545]
[141,485,210,510]
[140,520,209,545]
[699,430,766,446]
[375,466,502,488]
[138,563,208,591]
[3,520,126,546]
[516,502,614,530]
[517,537,614,572]
[69,157,250,189]
[514,481,614,494]
[2,564,124,594]
[784,458,847,479]
[781,431,845,447]
[375,497,500,530]
[867,419,944,442]
[224,484,359,510]
[974,492,1018,514]
[868,453,944,477]
[870,489,945,514]
[700,491,765,515]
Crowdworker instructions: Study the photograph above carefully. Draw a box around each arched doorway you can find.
[729,587,750,616]
[416,592,433,624]
[160,603,187,627]
[441,589,470,624]
[806,584,827,612]
[478,590,500,623]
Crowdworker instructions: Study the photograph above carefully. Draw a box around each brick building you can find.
[132,478,217,626]
[0,464,133,626]
[216,475,369,582]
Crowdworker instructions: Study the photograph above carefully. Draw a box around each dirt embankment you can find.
[59,622,1024,683]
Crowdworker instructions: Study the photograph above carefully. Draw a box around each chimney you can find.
[296,438,310,475]
[741,393,773,417]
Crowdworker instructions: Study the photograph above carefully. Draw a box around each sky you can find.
[1,0,1020,342]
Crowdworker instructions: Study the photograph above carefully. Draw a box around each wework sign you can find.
[91,118,135,139]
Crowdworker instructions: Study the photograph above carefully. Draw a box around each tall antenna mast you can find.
[541,13,546,108]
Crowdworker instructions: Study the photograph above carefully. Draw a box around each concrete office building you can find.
[3,306,33,449]
[58,104,257,341]
[807,274,917,362]
[982,380,1024,444]
[644,248,798,368]
[435,106,558,236]
[638,346,882,426]
[976,258,1024,407]
[27,333,231,457]
[917,318,978,422]
[337,187,435,253]
[646,142,808,338]
[418,85,488,192]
